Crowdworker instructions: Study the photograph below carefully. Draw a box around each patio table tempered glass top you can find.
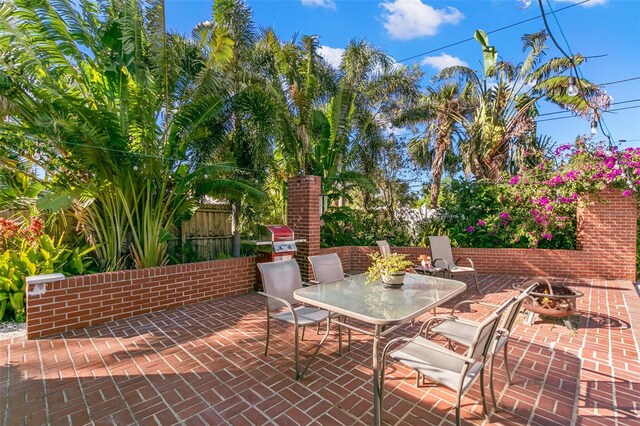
[294,273,467,326]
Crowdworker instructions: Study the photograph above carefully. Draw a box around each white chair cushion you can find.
[272,306,329,326]
[449,266,475,273]
[390,336,483,392]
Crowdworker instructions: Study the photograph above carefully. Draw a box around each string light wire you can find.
[541,0,615,144]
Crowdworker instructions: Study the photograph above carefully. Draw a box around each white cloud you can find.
[380,0,464,40]
[420,53,467,71]
[318,46,345,68]
[301,0,336,10]
[554,0,607,7]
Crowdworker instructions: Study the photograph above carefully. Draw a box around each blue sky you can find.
[165,0,640,148]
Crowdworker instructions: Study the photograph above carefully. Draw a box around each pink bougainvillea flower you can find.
[623,189,632,197]
[466,226,475,233]
[477,219,485,226]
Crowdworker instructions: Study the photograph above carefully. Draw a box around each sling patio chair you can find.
[429,235,480,292]
[380,298,515,426]
[376,240,391,257]
[308,253,352,351]
[308,253,350,285]
[257,259,332,380]
[425,284,536,412]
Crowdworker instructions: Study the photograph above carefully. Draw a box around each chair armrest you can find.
[450,299,475,314]
[455,257,475,269]
[257,291,300,326]
[432,258,450,270]
[419,315,458,335]
[343,273,353,278]
[303,279,320,287]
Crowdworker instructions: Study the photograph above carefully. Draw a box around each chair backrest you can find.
[502,284,537,332]
[467,297,516,361]
[257,259,302,309]
[309,253,345,284]
[376,240,391,257]
[429,236,455,267]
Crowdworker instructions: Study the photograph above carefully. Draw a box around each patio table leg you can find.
[373,325,383,426]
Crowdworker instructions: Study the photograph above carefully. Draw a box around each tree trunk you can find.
[429,139,447,209]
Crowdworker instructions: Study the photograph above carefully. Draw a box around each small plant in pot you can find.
[366,253,414,287]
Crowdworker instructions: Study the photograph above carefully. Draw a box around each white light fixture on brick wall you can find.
[26,273,65,296]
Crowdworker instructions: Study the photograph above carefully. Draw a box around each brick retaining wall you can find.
[321,191,637,281]
[26,257,256,339]
[25,184,636,340]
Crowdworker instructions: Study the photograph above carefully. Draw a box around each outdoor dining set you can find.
[256,236,537,426]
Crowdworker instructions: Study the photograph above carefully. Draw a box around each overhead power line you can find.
[538,98,640,117]
[600,76,640,86]
[537,105,640,123]
[396,0,591,63]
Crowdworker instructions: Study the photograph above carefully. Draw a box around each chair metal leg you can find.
[455,390,462,426]
[298,316,333,381]
[338,322,342,356]
[301,326,306,341]
[294,325,300,380]
[489,355,499,413]
[504,341,512,385]
[524,311,536,325]
[474,272,480,293]
[264,315,271,356]
[479,365,491,422]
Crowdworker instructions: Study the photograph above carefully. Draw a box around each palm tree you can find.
[0,0,262,269]
[394,81,468,208]
[439,30,603,180]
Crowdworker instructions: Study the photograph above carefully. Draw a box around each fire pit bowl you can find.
[514,278,584,329]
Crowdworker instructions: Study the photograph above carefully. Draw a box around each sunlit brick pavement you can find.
[1,274,639,425]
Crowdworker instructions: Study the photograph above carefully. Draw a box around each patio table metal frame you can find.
[294,273,467,426]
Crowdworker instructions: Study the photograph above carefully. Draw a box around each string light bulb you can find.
[204,174,209,179]
[590,121,598,136]
[516,0,532,9]
[566,76,579,97]
[133,165,138,171]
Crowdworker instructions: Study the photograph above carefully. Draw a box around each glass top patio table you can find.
[294,272,467,426]
[294,272,467,326]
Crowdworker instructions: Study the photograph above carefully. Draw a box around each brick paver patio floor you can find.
[2,274,639,425]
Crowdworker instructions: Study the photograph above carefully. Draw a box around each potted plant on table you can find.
[366,253,414,287]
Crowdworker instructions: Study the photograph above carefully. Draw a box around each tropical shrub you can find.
[0,217,93,322]
[321,206,413,248]
[417,178,576,249]
[0,0,263,271]
[419,141,640,250]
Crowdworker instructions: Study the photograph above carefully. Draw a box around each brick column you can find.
[577,190,637,280]
[287,175,321,281]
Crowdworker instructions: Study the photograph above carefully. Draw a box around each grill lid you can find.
[259,224,294,242]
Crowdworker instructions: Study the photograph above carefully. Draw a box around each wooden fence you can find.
[173,204,234,261]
